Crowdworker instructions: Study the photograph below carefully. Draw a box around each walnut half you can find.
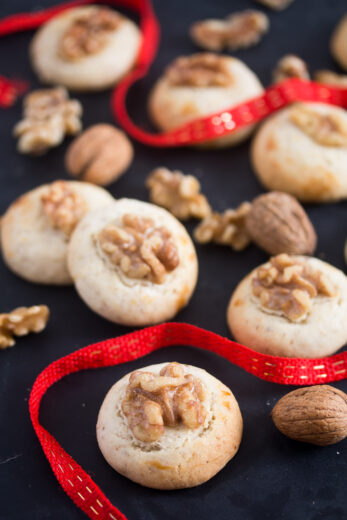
[96,214,179,284]
[290,104,347,147]
[252,254,336,322]
[122,362,207,442]
[146,167,211,220]
[0,305,50,349]
[166,54,234,87]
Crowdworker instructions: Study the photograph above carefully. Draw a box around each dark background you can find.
[0,0,346,519]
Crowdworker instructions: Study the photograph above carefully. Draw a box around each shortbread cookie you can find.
[30,6,141,91]
[251,102,347,202]
[97,362,243,489]
[1,181,114,285]
[148,53,263,148]
[331,14,347,71]
[227,254,347,358]
[67,199,198,326]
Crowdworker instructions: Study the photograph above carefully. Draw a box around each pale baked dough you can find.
[96,362,243,489]
[227,256,347,358]
[67,199,199,326]
[148,54,263,148]
[251,102,347,202]
[1,181,114,285]
[331,14,347,71]
[30,6,141,91]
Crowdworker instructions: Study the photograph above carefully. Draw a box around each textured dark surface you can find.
[0,1,346,519]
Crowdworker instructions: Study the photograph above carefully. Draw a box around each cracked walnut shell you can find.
[146,167,211,220]
[0,305,50,349]
[65,124,133,186]
[271,386,347,446]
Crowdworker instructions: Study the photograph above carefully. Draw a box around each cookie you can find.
[227,254,347,358]
[148,53,263,148]
[331,14,347,71]
[1,181,114,285]
[67,199,198,326]
[251,102,347,202]
[30,6,141,91]
[96,362,243,489]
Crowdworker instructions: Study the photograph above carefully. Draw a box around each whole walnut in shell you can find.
[245,192,317,255]
[271,385,347,446]
[65,124,133,186]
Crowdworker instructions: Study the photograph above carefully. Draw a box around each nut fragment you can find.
[41,180,88,236]
[59,7,122,61]
[146,167,211,220]
[271,385,347,446]
[166,54,233,87]
[13,87,82,155]
[96,214,179,284]
[252,254,336,322]
[245,192,317,255]
[194,202,252,251]
[314,70,347,87]
[273,55,310,83]
[122,362,206,442]
[290,104,347,147]
[254,0,294,10]
[65,124,133,186]
[190,10,269,52]
[0,305,50,349]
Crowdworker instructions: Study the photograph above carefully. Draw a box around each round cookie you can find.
[97,362,243,489]
[67,199,198,326]
[227,255,347,358]
[331,14,347,71]
[30,6,141,91]
[251,102,347,202]
[148,53,263,148]
[1,181,114,285]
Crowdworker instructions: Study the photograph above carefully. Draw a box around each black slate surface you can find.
[0,1,346,519]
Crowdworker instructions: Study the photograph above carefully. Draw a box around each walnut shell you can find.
[271,385,347,446]
[245,192,317,255]
[65,124,133,186]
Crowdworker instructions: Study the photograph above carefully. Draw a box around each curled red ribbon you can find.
[29,322,346,519]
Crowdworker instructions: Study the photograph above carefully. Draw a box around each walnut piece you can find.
[121,362,207,442]
[252,254,336,322]
[96,214,179,284]
[41,181,88,236]
[190,10,269,52]
[0,305,50,349]
[194,202,252,251]
[273,55,310,83]
[166,54,233,87]
[314,70,347,87]
[254,0,294,10]
[290,104,347,147]
[13,87,82,155]
[59,7,122,61]
[146,167,211,220]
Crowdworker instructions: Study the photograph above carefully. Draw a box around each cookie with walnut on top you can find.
[30,5,141,91]
[67,199,198,326]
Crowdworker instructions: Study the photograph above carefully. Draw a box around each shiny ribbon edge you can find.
[29,322,346,519]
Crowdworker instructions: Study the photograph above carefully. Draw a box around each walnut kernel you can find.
[41,181,88,236]
[254,0,294,10]
[0,305,50,349]
[96,214,179,284]
[314,70,347,87]
[166,54,233,87]
[122,362,206,442]
[194,202,252,251]
[59,7,122,61]
[146,167,211,220]
[13,87,82,155]
[290,104,347,147]
[273,55,310,83]
[252,254,336,322]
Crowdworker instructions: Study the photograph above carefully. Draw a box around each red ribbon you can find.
[29,322,346,519]
[1,0,347,142]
